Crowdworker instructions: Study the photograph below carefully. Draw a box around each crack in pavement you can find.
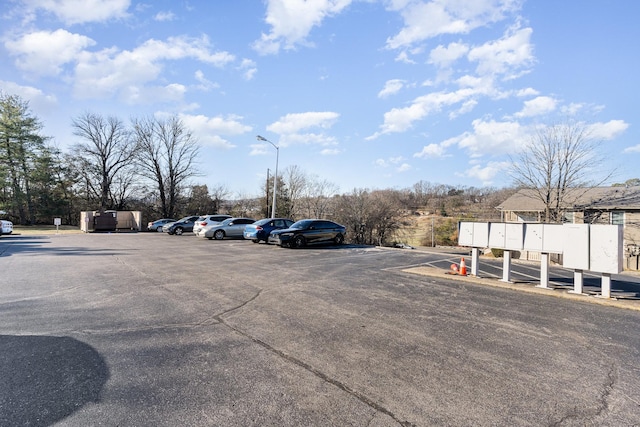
[36,251,413,424]
[215,290,416,427]
[549,364,617,426]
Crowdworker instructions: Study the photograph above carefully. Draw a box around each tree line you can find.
[3,91,619,247]
[0,93,511,246]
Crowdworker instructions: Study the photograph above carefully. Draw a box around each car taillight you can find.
[200,222,206,226]
[255,226,263,230]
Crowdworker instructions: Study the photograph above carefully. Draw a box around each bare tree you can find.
[133,115,200,218]
[71,112,135,210]
[209,183,230,214]
[282,165,308,219]
[301,176,339,218]
[510,120,613,223]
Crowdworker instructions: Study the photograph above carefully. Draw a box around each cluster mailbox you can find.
[589,224,624,274]
[522,223,564,253]
[458,222,489,247]
[457,221,624,295]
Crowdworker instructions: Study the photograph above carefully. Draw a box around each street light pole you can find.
[257,135,279,218]
[266,168,270,217]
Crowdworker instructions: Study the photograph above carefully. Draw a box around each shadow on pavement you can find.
[0,235,133,257]
[0,335,109,426]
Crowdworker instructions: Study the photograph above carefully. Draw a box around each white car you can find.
[1,220,13,235]
[192,214,232,235]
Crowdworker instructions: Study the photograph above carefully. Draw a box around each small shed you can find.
[80,210,142,232]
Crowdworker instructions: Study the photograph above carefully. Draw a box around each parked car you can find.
[147,218,176,232]
[243,218,295,243]
[164,216,201,235]
[199,217,256,240]
[192,214,232,235]
[0,220,13,235]
[268,219,346,248]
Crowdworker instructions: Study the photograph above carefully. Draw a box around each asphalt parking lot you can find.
[1,232,640,426]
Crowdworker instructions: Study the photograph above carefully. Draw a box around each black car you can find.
[165,216,201,235]
[268,219,346,248]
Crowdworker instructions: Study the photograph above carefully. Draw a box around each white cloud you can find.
[250,143,269,156]
[456,119,529,157]
[178,113,252,148]
[154,11,175,22]
[320,148,341,155]
[73,35,235,101]
[194,70,219,91]
[514,95,557,118]
[153,12,176,22]
[368,87,478,138]
[414,143,446,158]
[5,29,95,76]
[462,161,511,184]
[376,156,406,167]
[267,111,339,134]
[623,145,640,154]
[586,120,628,140]
[253,0,353,55]
[0,80,58,112]
[280,132,338,147]
[468,26,534,79]
[515,87,539,97]
[428,41,469,67]
[449,99,478,119]
[395,51,416,64]
[385,0,522,49]
[23,0,130,25]
[397,163,412,172]
[121,83,187,105]
[378,79,405,98]
[238,59,257,81]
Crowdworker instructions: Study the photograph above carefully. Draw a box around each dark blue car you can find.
[243,218,294,243]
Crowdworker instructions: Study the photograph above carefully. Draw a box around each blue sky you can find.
[1,0,638,197]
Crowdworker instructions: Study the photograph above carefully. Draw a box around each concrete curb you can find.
[403,266,640,312]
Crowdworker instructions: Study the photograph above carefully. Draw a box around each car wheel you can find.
[293,235,305,248]
[334,234,344,245]
[156,227,163,232]
[175,227,183,235]
[252,239,259,243]
[214,230,225,240]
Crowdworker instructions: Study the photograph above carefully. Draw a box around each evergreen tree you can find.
[0,93,50,224]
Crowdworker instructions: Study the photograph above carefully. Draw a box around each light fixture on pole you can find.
[256,135,279,218]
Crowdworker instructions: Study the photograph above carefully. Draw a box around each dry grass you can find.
[11,225,84,235]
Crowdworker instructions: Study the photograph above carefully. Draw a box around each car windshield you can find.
[220,218,233,226]
[289,220,313,229]
[255,219,273,226]
[177,217,192,222]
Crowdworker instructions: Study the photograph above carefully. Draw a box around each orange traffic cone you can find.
[459,257,467,276]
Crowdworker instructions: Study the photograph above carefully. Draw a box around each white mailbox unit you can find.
[457,221,624,298]
[563,224,590,270]
[523,223,543,252]
[589,224,623,274]
[488,222,506,249]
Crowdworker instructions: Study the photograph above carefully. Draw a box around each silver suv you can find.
[193,214,232,235]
